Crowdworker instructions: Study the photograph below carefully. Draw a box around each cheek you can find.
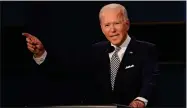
[116,26,124,34]
[120,25,128,34]
[102,28,110,36]
[124,24,129,31]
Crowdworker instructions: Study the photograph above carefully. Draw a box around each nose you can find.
[110,25,116,33]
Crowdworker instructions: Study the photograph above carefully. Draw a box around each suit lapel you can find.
[101,37,137,92]
[103,42,113,93]
[104,50,113,93]
[114,36,137,89]
[121,36,137,69]
[96,42,113,94]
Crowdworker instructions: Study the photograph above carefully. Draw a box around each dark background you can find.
[1,1,186,107]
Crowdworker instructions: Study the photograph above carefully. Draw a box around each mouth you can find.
[110,34,119,39]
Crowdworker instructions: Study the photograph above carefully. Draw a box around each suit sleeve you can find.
[138,44,160,100]
[30,48,84,105]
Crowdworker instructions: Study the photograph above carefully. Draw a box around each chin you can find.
[111,41,121,46]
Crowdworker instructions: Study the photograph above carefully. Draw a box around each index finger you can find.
[22,32,33,38]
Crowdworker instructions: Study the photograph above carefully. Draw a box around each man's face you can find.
[100,9,129,46]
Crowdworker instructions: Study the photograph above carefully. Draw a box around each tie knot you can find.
[115,47,121,52]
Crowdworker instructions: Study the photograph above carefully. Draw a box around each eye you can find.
[105,24,109,27]
[115,22,120,24]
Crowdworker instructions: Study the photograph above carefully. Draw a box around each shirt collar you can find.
[111,34,131,49]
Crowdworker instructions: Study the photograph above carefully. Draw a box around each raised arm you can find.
[22,32,47,65]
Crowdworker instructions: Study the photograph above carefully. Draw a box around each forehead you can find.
[100,9,123,22]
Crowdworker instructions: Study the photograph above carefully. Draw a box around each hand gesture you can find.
[22,33,45,58]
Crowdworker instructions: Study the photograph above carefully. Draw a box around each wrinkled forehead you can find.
[100,8,124,21]
[102,8,123,16]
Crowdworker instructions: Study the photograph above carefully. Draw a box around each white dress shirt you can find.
[33,35,148,106]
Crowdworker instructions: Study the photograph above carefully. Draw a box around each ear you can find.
[100,23,105,35]
[125,19,130,31]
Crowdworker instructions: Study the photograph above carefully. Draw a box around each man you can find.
[23,3,159,107]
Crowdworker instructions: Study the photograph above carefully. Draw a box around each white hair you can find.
[99,3,129,21]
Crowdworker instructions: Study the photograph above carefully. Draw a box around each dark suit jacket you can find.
[27,36,159,106]
[84,36,159,106]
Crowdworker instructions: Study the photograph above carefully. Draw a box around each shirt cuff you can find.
[33,50,47,65]
[135,97,148,106]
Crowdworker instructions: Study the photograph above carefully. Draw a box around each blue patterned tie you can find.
[110,47,121,90]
